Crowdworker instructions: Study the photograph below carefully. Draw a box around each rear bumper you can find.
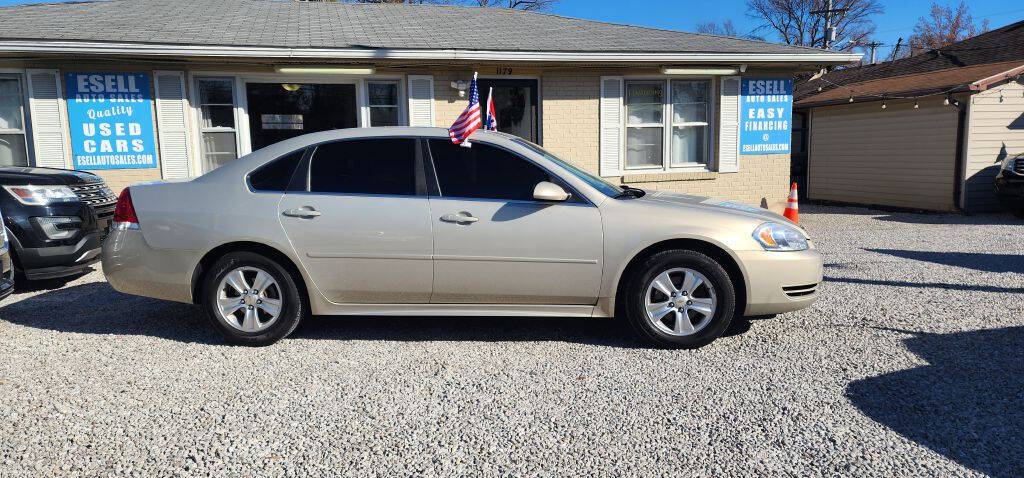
[736,248,823,316]
[17,231,104,280]
[102,229,196,304]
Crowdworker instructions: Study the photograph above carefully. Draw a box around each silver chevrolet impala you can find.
[102,127,822,348]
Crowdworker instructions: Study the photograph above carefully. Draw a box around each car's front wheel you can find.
[622,249,736,349]
[202,251,305,346]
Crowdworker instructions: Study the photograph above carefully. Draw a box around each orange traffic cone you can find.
[783,182,799,223]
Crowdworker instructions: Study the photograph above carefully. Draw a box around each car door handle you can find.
[282,207,322,218]
[440,212,479,224]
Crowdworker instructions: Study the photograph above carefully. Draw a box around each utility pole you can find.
[889,37,903,61]
[866,41,883,64]
[810,0,850,50]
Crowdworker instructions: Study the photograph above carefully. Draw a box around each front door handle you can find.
[440,212,479,224]
[282,207,322,218]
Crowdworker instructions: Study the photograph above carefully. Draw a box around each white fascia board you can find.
[0,40,863,64]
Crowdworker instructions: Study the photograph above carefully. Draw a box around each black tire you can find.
[621,249,736,349]
[201,251,306,346]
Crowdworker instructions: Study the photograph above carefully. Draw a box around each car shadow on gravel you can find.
[0,282,220,345]
[1,282,757,347]
[847,327,1024,478]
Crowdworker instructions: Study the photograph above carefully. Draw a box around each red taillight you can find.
[112,188,140,230]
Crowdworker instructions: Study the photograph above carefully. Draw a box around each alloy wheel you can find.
[216,266,283,333]
[644,267,717,336]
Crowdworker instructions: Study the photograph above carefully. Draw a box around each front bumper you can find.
[16,231,104,280]
[736,248,823,316]
[1,247,13,300]
[102,229,196,304]
[994,177,1024,210]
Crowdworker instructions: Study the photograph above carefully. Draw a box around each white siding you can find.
[808,99,960,211]
[962,81,1024,212]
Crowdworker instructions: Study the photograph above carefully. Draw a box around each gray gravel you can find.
[1,205,1022,477]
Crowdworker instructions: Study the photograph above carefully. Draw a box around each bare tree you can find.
[746,0,883,51]
[476,0,557,10]
[696,19,740,37]
[907,1,989,51]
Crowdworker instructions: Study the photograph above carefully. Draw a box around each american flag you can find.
[449,73,482,144]
[484,87,498,131]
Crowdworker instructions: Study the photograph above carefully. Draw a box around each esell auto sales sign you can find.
[740,78,793,155]
[65,73,158,170]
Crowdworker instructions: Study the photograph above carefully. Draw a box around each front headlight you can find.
[753,222,809,251]
[3,185,78,206]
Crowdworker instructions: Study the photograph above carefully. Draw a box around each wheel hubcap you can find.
[644,267,717,336]
[216,266,283,333]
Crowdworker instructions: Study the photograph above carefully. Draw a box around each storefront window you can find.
[624,79,712,171]
[0,76,28,167]
[196,78,238,172]
[367,81,399,127]
[670,80,709,166]
[625,81,664,169]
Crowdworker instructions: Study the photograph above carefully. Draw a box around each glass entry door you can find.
[245,83,357,151]
[475,79,539,143]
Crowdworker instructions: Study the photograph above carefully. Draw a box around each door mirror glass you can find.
[533,181,570,202]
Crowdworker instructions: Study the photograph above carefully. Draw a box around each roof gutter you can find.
[969,63,1024,91]
[0,40,863,64]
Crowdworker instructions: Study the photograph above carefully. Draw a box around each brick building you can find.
[0,0,857,211]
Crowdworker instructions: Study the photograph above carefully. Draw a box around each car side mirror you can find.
[533,181,571,202]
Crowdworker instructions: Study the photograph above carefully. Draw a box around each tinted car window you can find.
[309,139,417,195]
[249,148,305,192]
[428,140,551,201]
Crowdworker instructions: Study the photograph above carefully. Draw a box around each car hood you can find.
[635,190,796,226]
[0,167,103,186]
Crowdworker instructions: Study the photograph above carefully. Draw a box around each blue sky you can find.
[0,0,1021,59]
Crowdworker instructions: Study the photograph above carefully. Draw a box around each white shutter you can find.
[407,75,435,127]
[26,69,70,169]
[154,71,191,179]
[718,76,741,173]
[600,76,624,177]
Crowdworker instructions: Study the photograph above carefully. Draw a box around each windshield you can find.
[510,138,624,197]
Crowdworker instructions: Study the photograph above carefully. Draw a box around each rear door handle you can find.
[440,212,479,224]
[282,207,322,218]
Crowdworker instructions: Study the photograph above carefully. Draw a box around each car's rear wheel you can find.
[622,249,736,349]
[202,251,305,346]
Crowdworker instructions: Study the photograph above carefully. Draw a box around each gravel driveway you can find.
[1,205,1022,477]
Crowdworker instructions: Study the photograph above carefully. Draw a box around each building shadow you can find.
[864,248,1024,274]
[0,282,755,347]
[847,327,1024,477]
[823,276,1024,294]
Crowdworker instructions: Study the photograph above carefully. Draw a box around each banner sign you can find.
[740,78,792,155]
[65,72,157,170]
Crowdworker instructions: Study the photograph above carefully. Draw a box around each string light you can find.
[914,101,919,109]
[881,101,887,109]
[944,96,950,106]
[848,96,854,103]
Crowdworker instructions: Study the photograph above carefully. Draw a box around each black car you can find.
[995,152,1024,217]
[0,167,117,282]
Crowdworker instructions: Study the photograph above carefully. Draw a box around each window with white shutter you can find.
[25,69,69,169]
[599,76,624,177]
[717,76,740,173]
[154,71,191,179]
[407,75,434,127]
